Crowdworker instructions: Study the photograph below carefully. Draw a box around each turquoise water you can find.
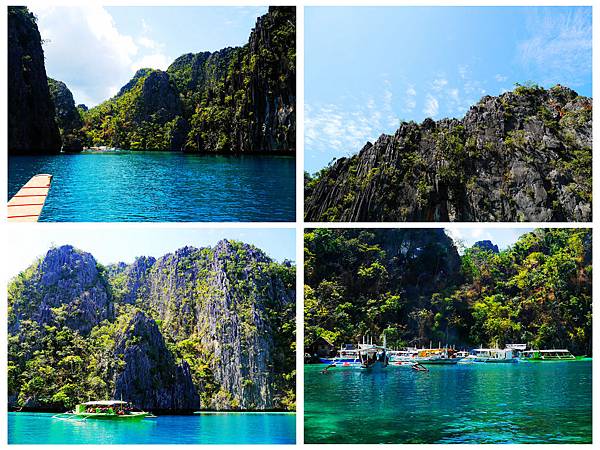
[8,151,295,222]
[8,412,296,444]
[305,361,592,444]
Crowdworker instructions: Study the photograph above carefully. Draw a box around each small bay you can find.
[304,361,592,444]
[8,151,295,222]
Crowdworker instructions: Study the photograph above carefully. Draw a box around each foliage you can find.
[304,228,592,356]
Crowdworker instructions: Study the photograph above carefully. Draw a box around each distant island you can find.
[305,84,591,222]
[8,241,296,413]
[8,6,295,154]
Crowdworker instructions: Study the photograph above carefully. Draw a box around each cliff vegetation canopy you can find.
[304,228,592,356]
[8,241,296,412]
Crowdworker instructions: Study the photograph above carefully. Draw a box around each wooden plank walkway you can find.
[7,174,53,222]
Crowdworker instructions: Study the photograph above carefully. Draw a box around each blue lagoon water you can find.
[8,151,295,222]
[8,412,296,444]
[304,361,592,444]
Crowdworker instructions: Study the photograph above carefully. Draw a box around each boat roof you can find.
[524,349,571,353]
[82,400,128,406]
[474,348,510,352]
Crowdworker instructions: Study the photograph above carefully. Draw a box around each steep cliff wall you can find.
[8,7,61,154]
[8,242,295,412]
[83,6,295,153]
[305,84,591,222]
[47,78,84,151]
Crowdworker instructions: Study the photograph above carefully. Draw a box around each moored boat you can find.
[358,344,389,370]
[469,348,516,363]
[414,348,461,365]
[520,349,589,362]
[53,400,151,421]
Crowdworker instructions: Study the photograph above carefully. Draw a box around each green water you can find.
[8,412,296,444]
[304,361,592,443]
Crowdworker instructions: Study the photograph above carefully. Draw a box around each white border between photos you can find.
[0,0,596,449]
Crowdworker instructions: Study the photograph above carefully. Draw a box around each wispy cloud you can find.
[403,85,417,112]
[517,7,591,87]
[432,78,448,91]
[305,79,401,164]
[423,94,439,117]
[495,74,508,82]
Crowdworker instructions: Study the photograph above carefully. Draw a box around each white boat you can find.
[388,348,418,365]
[469,348,516,363]
[357,344,389,370]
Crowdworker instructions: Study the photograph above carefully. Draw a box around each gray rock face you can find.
[117,240,295,410]
[47,78,84,151]
[136,70,183,124]
[305,85,591,222]
[8,7,62,154]
[112,312,199,411]
[9,245,112,335]
[473,240,499,253]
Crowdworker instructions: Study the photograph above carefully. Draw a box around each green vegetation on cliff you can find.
[305,228,591,356]
[305,84,592,222]
[80,6,295,152]
[8,242,295,412]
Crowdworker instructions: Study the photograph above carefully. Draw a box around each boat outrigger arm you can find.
[53,400,152,421]
[8,174,52,222]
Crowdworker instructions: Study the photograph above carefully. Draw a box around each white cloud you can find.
[423,94,439,117]
[495,74,508,82]
[517,8,591,87]
[432,78,448,91]
[33,6,171,106]
[403,85,417,112]
[305,80,400,164]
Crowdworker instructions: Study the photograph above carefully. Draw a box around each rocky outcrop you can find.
[305,84,591,222]
[8,245,112,335]
[473,240,499,253]
[8,7,61,154]
[116,68,153,97]
[83,7,295,153]
[9,241,295,412]
[47,78,84,151]
[112,312,199,411]
[121,240,296,410]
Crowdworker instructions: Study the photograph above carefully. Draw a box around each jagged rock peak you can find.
[473,240,499,253]
[112,311,199,411]
[305,83,591,223]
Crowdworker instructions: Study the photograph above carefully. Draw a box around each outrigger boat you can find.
[358,344,389,370]
[520,349,589,362]
[414,348,461,365]
[463,348,517,363]
[53,400,152,421]
[319,344,360,365]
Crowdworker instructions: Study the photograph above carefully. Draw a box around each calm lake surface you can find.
[305,361,592,444]
[8,412,296,444]
[8,151,295,221]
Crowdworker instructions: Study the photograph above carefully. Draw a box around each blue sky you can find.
[30,5,267,106]
[7,227,295,278]
[445,227,534,254]
[305,6,592,173]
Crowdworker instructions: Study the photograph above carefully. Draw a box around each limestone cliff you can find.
[48,78,84,151]
[305,84,591,222]
[8,242,295,412]
[8,7,61,154]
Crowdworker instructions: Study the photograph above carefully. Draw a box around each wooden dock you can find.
[7,174,53,222]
